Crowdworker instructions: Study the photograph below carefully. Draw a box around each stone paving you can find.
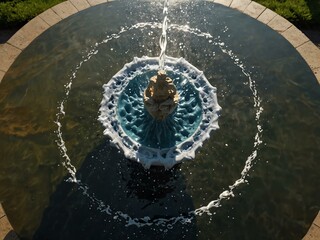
[0,0,319,239]
[303,212,320,240]
[0,204,19,240]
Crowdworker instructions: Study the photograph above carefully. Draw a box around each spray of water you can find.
[159,0,169,70]
[55,23,263,228]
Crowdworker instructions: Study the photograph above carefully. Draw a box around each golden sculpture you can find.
[144,70,179,121]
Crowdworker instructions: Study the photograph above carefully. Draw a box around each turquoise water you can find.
[117,69,203,148]
[0,1,319,239]
[99,56,220,167]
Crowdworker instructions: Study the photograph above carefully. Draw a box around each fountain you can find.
[144,0,179,121]
[0,0,319,239]
[98,55,221,168]
[98,0,221,168]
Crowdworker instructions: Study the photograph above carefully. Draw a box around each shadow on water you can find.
[33,138,197,240]
[1,1,320,239]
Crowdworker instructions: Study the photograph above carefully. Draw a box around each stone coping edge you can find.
[0,0,319,239]
[303,211,320,240]
[0,203,19,240]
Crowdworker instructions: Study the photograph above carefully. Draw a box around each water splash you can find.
[159,0,169,70]
[55,22,263,229]
[99,56,220,168]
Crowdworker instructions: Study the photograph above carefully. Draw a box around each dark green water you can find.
[0,0,319,239]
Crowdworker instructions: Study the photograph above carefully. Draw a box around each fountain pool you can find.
[0,0,319,239]
[99,56,221,168]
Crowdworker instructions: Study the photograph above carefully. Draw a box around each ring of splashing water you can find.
[55,22,263,228]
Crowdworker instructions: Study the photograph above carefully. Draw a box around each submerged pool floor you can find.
[0,0,319,240]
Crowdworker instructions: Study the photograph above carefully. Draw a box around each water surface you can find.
[0,1,319,239]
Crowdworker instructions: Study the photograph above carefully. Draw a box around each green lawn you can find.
[0,0,64,28]
[0,0,320,28]
[255,0,320,26]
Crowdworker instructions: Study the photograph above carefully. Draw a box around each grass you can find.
[0,0,64,28]
[0,0,320,29]
[255,0,320,26]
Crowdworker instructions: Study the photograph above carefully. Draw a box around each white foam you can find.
[98,56,221,169]
[54,21,263,229]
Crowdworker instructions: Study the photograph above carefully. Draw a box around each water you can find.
[159,0,169,70]
[99,56,220,168]
[0,1,319,239]
[117,68,203,148]
[97,0,221,168]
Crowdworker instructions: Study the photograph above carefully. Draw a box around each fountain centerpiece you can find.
[98,0,221,169]
[144,70,179,121]
[98,56,221,169]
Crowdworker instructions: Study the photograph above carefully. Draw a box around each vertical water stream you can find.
[159,0,169,70]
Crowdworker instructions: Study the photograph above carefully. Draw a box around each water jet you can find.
[0,1,319,239]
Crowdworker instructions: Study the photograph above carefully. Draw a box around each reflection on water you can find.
[34,139,197,239]
[0,1,319,239]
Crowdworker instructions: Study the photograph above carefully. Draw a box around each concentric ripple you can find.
[54,22,263,228]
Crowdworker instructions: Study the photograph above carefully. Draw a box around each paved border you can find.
[0,0,319,239]
[0,203,19,240]
[303,211,320,240]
